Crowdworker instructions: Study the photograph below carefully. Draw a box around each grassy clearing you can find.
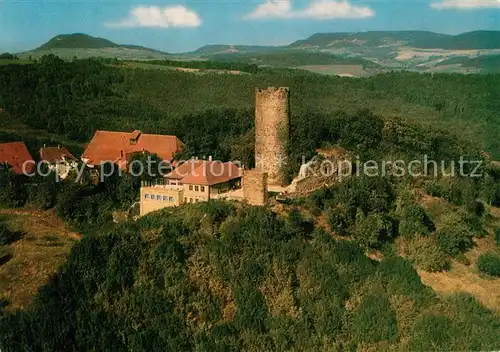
[0,209,80,311]
[418,237,500,311]
[298,64,367,77]
[417,194,500,311]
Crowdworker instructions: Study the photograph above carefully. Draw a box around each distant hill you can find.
[25,33,170,60]
[211,50,380,69]
[35,33,120,51]
[189,44,281,56]
[289,31,450,49]
[20,30,500,73]
[288,30,500,50]
[414,31,500,50]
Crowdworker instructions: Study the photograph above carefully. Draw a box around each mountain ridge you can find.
[34,33,169,55]
[31,30,500,56]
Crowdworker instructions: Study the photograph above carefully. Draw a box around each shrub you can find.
[400,236,450,272]
[477,253,500,277]
[234,286,269,333]
[397,200,434,237]
[409,315,456,351]
[424,181,443,197]
[354,212,393,249]
[495,229,500,246]
[0,246,13,265]
[435,215,474,256]
[351,293,398,344]
[378,256,429,300]
[0,223,20,245]
[327,205,350,236]
[27,181,57,210]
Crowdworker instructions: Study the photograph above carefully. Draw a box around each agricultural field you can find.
[297,64,368,77]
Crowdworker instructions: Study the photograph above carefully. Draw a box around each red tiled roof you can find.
[0,142,35,174]
[39,146,76,163]
[166,159,242,186]
[166,159,204,180]
[81,130,184,166]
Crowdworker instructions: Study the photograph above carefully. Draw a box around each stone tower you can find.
[243,170,268,206]
[254,87,290,186]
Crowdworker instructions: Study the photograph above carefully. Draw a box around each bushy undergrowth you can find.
[435,213,475,256]
[1,201,498,350]
[477,252,500,277]
[400,236,450,272]
[0,222,20,246]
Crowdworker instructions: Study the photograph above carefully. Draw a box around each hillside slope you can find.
[0,201,499,350]
[36,33,119,50]
[25,33,169,60]
[289,30,500,50]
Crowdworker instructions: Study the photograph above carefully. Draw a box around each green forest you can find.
[1,55,499,157]
[1,56,500,350]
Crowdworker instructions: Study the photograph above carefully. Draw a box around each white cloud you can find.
[106,5,202,28]
[431,0,500,9]
[245,0,375,20]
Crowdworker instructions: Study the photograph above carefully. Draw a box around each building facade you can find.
[140,159,243,216]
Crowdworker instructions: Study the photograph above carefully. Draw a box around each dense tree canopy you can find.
[1,57,500,351]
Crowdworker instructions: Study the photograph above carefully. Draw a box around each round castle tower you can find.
[254,87,290,186]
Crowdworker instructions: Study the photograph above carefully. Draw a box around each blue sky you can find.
[1,0,500,53]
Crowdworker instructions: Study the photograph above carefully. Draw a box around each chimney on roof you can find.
[57,144,60,149]
[208,156,212,161]
[43,144,46,148]
[130,130,141,145]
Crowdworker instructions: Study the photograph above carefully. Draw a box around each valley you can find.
[12,30,500,76]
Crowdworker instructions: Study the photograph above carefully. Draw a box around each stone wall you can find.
[284,148,352,196]
[243,170,268,206]
[255,87,290,186]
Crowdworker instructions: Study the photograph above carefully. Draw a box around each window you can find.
[169,197,174,202]
[195,186,199,192]
[201,186,205,192]
[195,199,199,203]
[156,195,162,201]
[163,196,168,201]
[190,198,193,203]
[144,194,149,199]
[189,185,193,191]
[184,197,187,203]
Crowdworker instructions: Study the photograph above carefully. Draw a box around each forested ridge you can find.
[1,56,500,350]
[0,56,499,157]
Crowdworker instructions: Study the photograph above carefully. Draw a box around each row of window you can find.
[185,198,200,203]
[144,194,175,202]
[188,185,205,192]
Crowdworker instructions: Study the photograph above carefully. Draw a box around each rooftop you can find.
[39,146,76,163]
[166,159,242,186]
[0,142,35,174]
[81,130,184,166]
